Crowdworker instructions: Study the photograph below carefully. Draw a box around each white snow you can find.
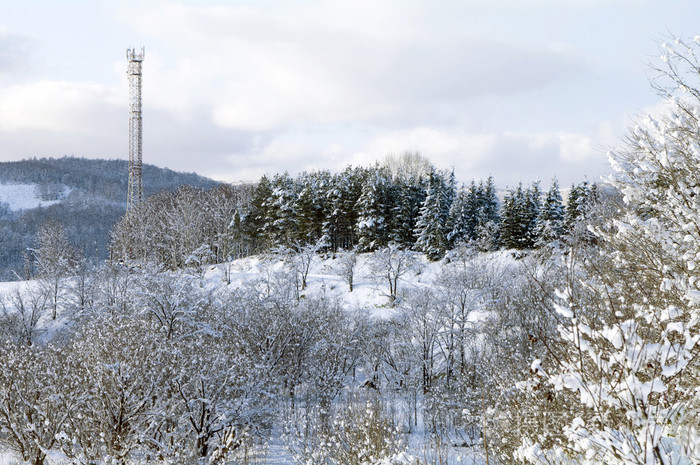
[0,183,64,211]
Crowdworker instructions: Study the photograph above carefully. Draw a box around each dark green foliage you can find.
[264,172,299,247]
[389,179,425,248]
[243,175,273,251]
[322,166,365,252]
[295,171,331,245]
[356,167,392,252]
[414,169,454,260]
[565,180,599,231]
[499,181,541,250]
[0,157,597,278]
[535,179,565,245]
[448,176,500,248]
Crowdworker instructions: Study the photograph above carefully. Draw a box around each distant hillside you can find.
[0,157,221,281]
[0,156,219,203]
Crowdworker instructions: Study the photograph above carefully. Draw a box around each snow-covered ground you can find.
[0,250,506,465]
[0,183,65,211]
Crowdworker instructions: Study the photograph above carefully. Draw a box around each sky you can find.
[0,0,699,188]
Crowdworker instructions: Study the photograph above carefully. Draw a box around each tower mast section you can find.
[126,47,144,213]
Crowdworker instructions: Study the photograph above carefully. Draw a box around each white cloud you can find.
[118,1,583,132]
[353,127,609,187]
[0,29,33,79]
[0,80,122,133]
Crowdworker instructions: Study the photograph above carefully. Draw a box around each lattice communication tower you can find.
[126,47,144,213]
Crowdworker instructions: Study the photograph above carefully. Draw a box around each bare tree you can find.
[334,248,358,292]
[369,243,417,304]
[1,286,49,346]
[34,220,80,319]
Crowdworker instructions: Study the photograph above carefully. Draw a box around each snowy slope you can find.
[0,183,65,211]
[204,252,440,317]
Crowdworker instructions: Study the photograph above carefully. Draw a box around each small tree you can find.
[534,178,565,246]
[370,243,416,304]
[34,220,80,319]
[335,248,358,292]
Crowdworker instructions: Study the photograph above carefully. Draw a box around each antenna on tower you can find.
[126,47,144,214]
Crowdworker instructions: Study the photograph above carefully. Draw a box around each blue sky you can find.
[1,0,699,187]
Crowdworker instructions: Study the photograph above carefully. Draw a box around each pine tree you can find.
[447,185,471,247]
[244,175,273,251]
[525,180,542,246]
[389,178,424,248]
[264,172,298,247]
[565,180,598,232]
[295,171,330,246]
[479,176,500,226]
[415,169,453,260]
[534,178,565,246]
[322,166,365,252]
[499,183,529,250]
[356,167,390,252]
[474,176,500,249]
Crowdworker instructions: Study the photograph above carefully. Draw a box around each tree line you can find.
[112,156,598,269]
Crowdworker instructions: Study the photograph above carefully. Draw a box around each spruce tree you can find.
[356,167,390,251]
[525,180,542,247]
[295,170,330,246]
[415,169,453,260]
[390,178,424,247]
[244,175,273,251]
[474,176,500,248]
[323,166,365,252]
[565,180,598,232]
[500,182,538,250]
[264,172,298,247]
[447,185,471,247]
[534,178,565,246]
[479,176,500,226]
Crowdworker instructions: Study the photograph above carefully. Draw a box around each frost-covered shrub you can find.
[515,36,700,465]
[285,393,408,465]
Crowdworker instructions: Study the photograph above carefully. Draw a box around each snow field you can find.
[0,183,65,211]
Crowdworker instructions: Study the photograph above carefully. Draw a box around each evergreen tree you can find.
[295,171,330,245]
[263,172,298,247]
[244,175,273,251]
[525,180,542,246]
[500,182,539,250]
[414,169,453,260]
[448,177,501,249]
[322,166,365,252]
[356,167,390,252]
[534,178,565,246]
[479,176,500,226]
[389,178,424,248]
[564,180,598,232]
[446,185,471,247]
[474,176,500,248]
